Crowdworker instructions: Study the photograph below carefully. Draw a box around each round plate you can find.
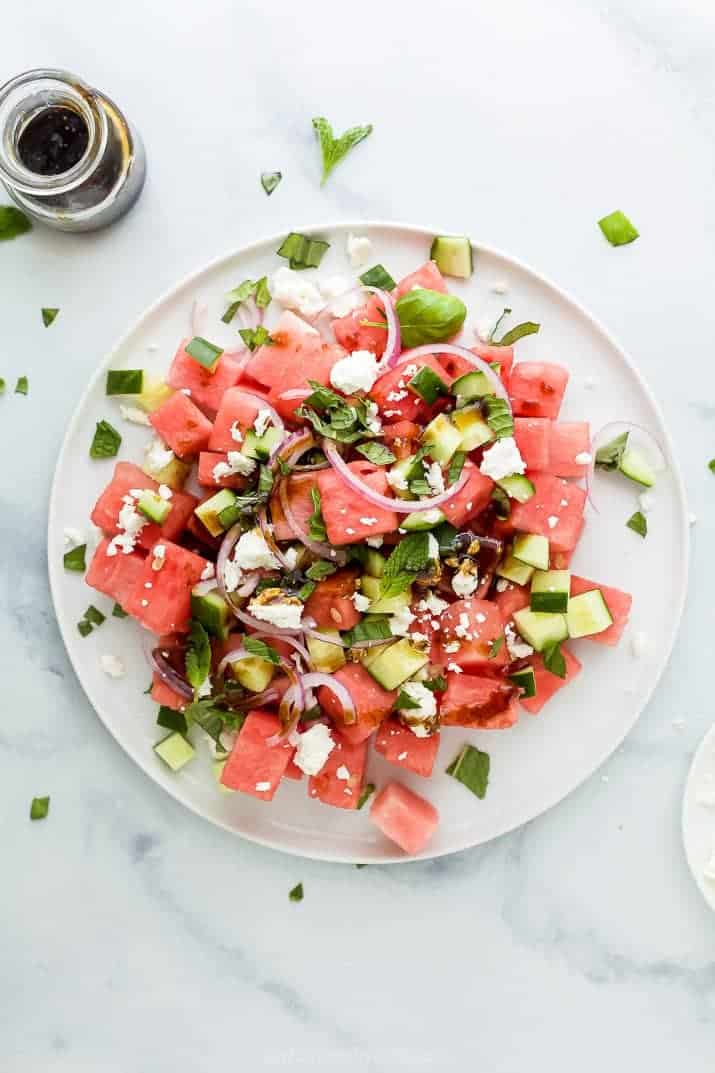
[48,221,689,863]
[682,724,715,911]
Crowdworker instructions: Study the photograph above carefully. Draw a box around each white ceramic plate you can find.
[682,724,715,912]
[48,221,688,863]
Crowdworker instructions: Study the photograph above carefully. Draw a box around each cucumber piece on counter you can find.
[153,732,195,772]
[429,235,473,279]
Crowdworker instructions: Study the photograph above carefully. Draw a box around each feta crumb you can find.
[107,492,148,556]
[144,581,153,589]
[630,631,648,658]
[387,467,409,492]
[329,349,380,395]
[427,533,440,562]
[140,599,149,607]
[119,404,151,426]
[574,452,592,465]
[455,613,471,639]
[384,409,401,418]
[425,461,445,495]
[446,662,463,674]
[397,751,408,760]
[397,682,437,735]
[248,596,303,630]
[151,544,166,571]
[452,565,479,598]
[547,515,559,529]
[345,527,356,535]
[233,528,281,571]
[491,280,508,295]
[352,592,371,612]
[63,526,85,550]
[366,536,384,548]
[336,764,351,780]
[411,631,429,644]
[417,591,449,616]
[495,578,510,593]
[255,781,271,793]
[347,233,372,268]
[212,451,257,481]
[144,436,174,474]
[158,484,173,501]
[223,558,243,593]
[230,421,243,444]
[389,606,416,637]
[271,266,326,319]
[100,654,125,678]
[505,622,534,659]
[293,723,335,775]
[479,437,526,481]
[443,640,460,653]
[284,546,299,571]
[201,562,216,581]
[359,517,378,526]
[180,388,191,396]
[364,400,382,434]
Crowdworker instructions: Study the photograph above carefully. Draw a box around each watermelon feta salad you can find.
[75,231,661,857]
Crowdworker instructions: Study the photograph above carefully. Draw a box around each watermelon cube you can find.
[308,735,368,809]
[509,473,587,553]
[370,781,439,855]
[440,671,519,729]
[220,710,293,799]
[440,460,494,529]
[91,461,198,551]
[317,663,396,744]
[303,567,361,631]
[394,261,448,299]
[333,292,391,358]
[439,598,507,671]
[198,451,251,490]
[317,462,399,546]
[544,422,591,478]
[374,719,440,777]
[208,386,265,453]
[494,583,531,625]
[509,362,569,419]
[85,538,146,611]
[369,354,449,423]
[514,417,550,471]
[150,672,188,712]
[167,339,244,416]
[520,645,582,715]
[269,472,318,542]
[124,540,209,634]
[437,341,514,386]
[570,575,632,646]
[149,391,213,458]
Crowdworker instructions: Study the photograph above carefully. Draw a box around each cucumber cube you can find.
[508,665,536,699]
[400,508,445,532]
[513,533,550,570]
[195,489,237,537]
[153,732,195,772]
[422,413,463,463]
[306,630,346,674]
[366,637,429,691]
[566,590,613,638]
[429,235,473,279]
[137,491,172,525]
[496,554,534,586]
[530,570,571,613]
[452,407,494,451]
[513,609,568,652]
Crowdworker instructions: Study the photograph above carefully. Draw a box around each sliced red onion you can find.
[362,286,401,367]
[277,473,347,564]
[300,671,356,724]
[277,388,311,403]
[236,571,261,599]
[252,631,311,667]
[216,522,243,603]
[323,438,469,513]
[149,647,193,701]
[395,343,510,403]
[232,606,307,637]
[226,686,281,710]
[234,389,285,436]
[270,427,313,466]
[278,679,305,735]
[257,505,292,570]
[586,421,666,514]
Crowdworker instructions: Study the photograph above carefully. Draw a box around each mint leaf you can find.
[483,396,514,439]
[595,432,629,471]
[446,745,490,799]
[305,560,338,581]
[63,544,86,572]
[359,264,396,290]
[244,637,280,665]
[261,172,282,196]
[423,675,447,693]
[308,487,327,542]
[709,459,715,474]
[343,618,394,646]
[380,532,429,599]
[106,369,143,395]
[542,641,567,678]
[598,210,639,247]
[0,205,31,241]
[84,605,105,626]
[355,441,396,466]
[15,376,29,396]
[112,602,128,618]
[41,307,59,328]
[239,325,274,351]
[493,321,540,347]
[626,510,647,538]
[356,783,375,810]
[90,419,121,459]
[185,621,211,691]
[289,882,304,902]
[30,796,50,820]
[157,706,189,734]
[447,451,466,486]
[395,689,421,711]
[395,288,467,349]
[312,116,373,185]
[488,635,504,659]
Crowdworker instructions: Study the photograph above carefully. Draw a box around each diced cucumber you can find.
[429,235,473,279]
[452,406,494,451]
[190,590,232,639]
[508,666,536,699]
[153,732,195,772]
[513,609,568,652]
[387,457,418,499]
[512,533,550,570]
[566,590,613,638]
[135,375,174,413]
[497,475,535,503]
[363,549,386,578]
[306,630,346,673]
[137,490,172,525]
[407,365,450,405]
[401,507,445,532]
[232,655,276,692]
[360,575,413,615]
[452,370,493,402]
[212,758,234,793]
[241,426,283,462]
[422,413,463,463]
[619,447,656,488]
[359,641,392,670]
[496,555,534,586]
[195,489,237,537]
[366,637,429,691]
[530,570,571,614]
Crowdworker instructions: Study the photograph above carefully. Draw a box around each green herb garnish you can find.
[41,307,59,328]
[380,532,430,598]
[222,277,271,323]
[0,205,32,240]
[308,487,328,542]
[112,602,128,618]
[0,378,5,393]
[15,376,28,395]
[447,451,466,486]
[276,232,330,270]
[407,364,449,405]
[357,783,375,810]
[312,116,373,185]
[289,882,304,902]
[305,560,338,581]
[185,336,223,370]
[185,620,211,691]
[90,419,121,459]
[258,465,274,495]
[626,510,647,538]
[84,605,106,626]
[595,431,628,470]
[355,441,396,466]
[709,459,715,474]
[343,618,394,647]
[297,581,316,602]
[542,641,567,678]
[77,620,93,637]
[63,544,86,572]
[157,706,189,734]
[483,396,514,439]
[488,635,504,659]
[493,321,540,347]
[301,705,323,723]
[395,288,467,349]
[446,744,490,799]
[278,458,292,477]
[359,264,396,291]
[395,689,421,710]
[598,210,639,247]
[261,171,282,196]
[106,369,143,395]
[244,637,281,665]
[239,325,274,351]
[491,486,511,520]
[30,796,50,820]
[423,675,447,693]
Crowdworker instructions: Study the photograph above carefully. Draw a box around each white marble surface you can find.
[1,0,715,1068]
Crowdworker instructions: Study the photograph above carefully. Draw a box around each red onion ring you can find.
[277,476,347,563]
[300,671,356,724]
[226,686,281,710]
[257,506,292,570]
[236,571,261,599]
[234,389,285,436]
[232,606,311,637]
[362,286,401,367]
[216,522,243,603]
[251,631,311,668]
[323,438,470,514]
[395,343,510,403]
[149,646,194,701]
[586,421,666,514]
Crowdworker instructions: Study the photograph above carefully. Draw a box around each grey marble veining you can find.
[2,0,715,1069]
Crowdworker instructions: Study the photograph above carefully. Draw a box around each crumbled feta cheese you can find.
[443,640,460,654]
[106,492,148,556]
[366,535,384,548]
[284,546,299,571]
[352,592,371,612]
[230,421,243,443]
[345,527,356,535]
[151,544,166,571]
[491,280,508,295]
[547,515,559,530]
[255,781,271,793]
[336,764,351,780]
[455,613,472,639]
[223,558,243,593]
[387,389,408,402]
[575,452,592,465]
[505,622,534,659]
[347,233,372,268]
[639,492,655,513]
[119,404,151,426]
[144,436,174,474]
[201,562,216,581]
[364,400,382,434]
[630,631,648,658]
[427,533,440,562]
[479,437,526,481]
[330,349,380,395]
[293,723,335,775]
[411,631,429,644]
[213,451,257,481]
[397,682,437,733]
[417,591,448,615]
[424,461,445,495]
[234,528,281,571]
[402,364,418,378]
[253,408,273,438]
[140,599,149,607]
[63,526,85,550]
[383,410,401,418]
[248,597,303,630]
[495,578,510,593]
[180,388,191,396]
[359,517,378,527]
[389,606,416,636]
[144,581,153,590]
[387,467,409,492]
[158,484,173,501]
[452,567,479,598]
[447,662,463,674]
[271,266,326,318]
[100,654,125,678]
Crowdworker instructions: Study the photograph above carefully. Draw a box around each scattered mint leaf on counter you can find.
[493,321,540,347]
[41,307,59,327]
[359,264,396,291]
[261,171,282,196]
[595,432,628,470]
[543,641,567,678]
[708,459,715,474]
[488,635,504,659]
[308,487,327,543]
[355,441,396,466]
[276,232,330,270]
[84,605,106,626]
[357,783,375,810]
[106,369,143,395]
[627,510,647,538]
[446,745,490,799]
[77,620,93,637]
[185,620,211,691]
[395,288,467,348]
[289,882,304,903]
[239,325,274,351]
[598,210,639,247]
[185,336,223,369]
[305,560,338,581]
[112,602,128,618]
[312,116,373,185]
[15,375,28,395]
[244,637,281,665]
[90,419,121,459]
[30,796,50,820]
[63,544,86,572]
[0,205,32,240]
[0,378,5,394]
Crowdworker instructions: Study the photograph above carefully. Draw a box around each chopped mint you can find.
[0,378,5,394]
[626,510,647,538]
[297,581,316,602]
[355,441,396,466]
[447,451,466,486]
[0,205,31,240]
[484,396,514,439]
[258,465,274,495]
[423,675,447,693]
[488,635,504,659]
[446,744,490,799]
[312,116,373,185]
[156,706,189,734]
[543,641,567,678]
[380,532,430,598]
[77,620,93,637]
[185,620,211,690]
[15,376,28,395]
[89,419,121,459]
[395,689,421,711]
[106,369,143,395]
[261,171,282,196]
[244,637,281,665]
[598,210,639,247]
[342,618,393,647]
[30,796,50,820]
[289,882,304,902]
[709,459,715,474]
[356,783,375,810]
[276,232,330,270]
[41,307,59,327]
[112,602,128,618]
[185,336,223,369]
[305,560,338,581]
[308,487,327,542]
[63,544,86,572]
[493,321,540,347]
[84,605,106,626]
[359,264,396,291]
[239,325,274,351]
[222,277,271,323]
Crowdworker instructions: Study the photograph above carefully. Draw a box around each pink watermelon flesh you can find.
[393,261,448,298]
[317,663,396,744]
[124,540,208,634]
[85,537,146,612]
[167,340,244,416]
[520,645,582,715]
[439,598,507,672]
[317,461,399,546]
[439,672,518,729]
[514,417,550,471]
[197,451,250,490]
[374,719,440,777]
[220,710,293,799]
[369,354,450,423]
[150,672,188,712]
[149,391,213,458]
[509,473,586,553]
[90,461,197,551]
[494,583,531,625]
[308,736,367,809]
[370,781,439,855]
[440,459,494,529]
[570,575,632,645]
[509,362,569,419]
[544,422,591,478]
[437,342,514,386]
[269,472,318,542]
[208,387,264,453]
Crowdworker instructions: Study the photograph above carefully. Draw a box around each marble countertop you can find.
[2,1,715,1068]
